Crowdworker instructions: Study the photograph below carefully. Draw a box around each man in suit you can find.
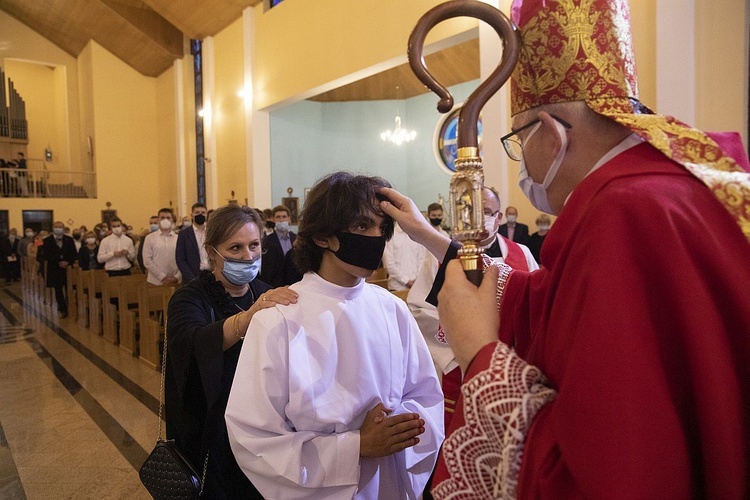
[175,202,209,283]
[38,221,78,318]
[498,206,530,245]
[260,205,296,288]
[1,228,21,283]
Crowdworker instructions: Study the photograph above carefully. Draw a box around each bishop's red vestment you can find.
[434,139,750,499]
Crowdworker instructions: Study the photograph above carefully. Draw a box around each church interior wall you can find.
[0,0,747,233]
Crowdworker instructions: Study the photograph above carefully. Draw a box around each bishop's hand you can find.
[438,261,500,372]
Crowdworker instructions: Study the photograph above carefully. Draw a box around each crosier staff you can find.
[407,0,520,285]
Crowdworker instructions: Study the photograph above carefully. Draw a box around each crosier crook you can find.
[407,1,520,285]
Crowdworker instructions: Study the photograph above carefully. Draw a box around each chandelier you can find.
[381,115,417,146]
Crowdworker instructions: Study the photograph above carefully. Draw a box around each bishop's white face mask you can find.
[518,119,569,215]
[483,214,498,236]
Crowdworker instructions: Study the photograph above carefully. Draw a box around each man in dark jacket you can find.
[175,203,208,283]
[497,206,530,245]
[38,221,77,317]
[0,228,21,282]
[259,205,296,288]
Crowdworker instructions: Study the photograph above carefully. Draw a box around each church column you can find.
[656,0,695,124]
[243,7,273,210]
[478,0,512,206]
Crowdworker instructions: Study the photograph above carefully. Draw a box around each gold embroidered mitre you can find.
[510,0,750,243]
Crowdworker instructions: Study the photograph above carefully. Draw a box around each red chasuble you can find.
[434,141,750,498]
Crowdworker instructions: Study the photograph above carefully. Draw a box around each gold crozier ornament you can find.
[408,0,520,284]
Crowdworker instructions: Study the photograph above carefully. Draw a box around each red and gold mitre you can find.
[510,0,750,243]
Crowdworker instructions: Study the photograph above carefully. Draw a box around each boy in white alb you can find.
[226,172,444,499]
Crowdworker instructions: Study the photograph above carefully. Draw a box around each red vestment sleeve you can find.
[498,149,750,499]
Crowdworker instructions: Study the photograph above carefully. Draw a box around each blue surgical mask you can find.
[212,247,261,286]
[150,224,159,232]
[53,228,64,237]
[275,221,289,232]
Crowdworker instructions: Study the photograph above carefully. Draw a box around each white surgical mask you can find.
[112,227,123,236]
[86,237,96,245]
[538,224,550,231]
[275,221,289,232]
[159,219,172,231]
[182,220,191,228]
[483,214,498,236]
[25,231,33,238]
[507,214,517,223]
[518,119,568,215]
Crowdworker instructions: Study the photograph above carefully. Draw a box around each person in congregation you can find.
[142,208,181,286]
[427,202,449,237]
[261,208,275,237]
[226,172,444,499]
[382,221,427,291]
[165,204,298,498]
[18,227,35,260]
[1,228,21,283]
[527,213,551,264]
[38,221,77,318]
[77,231,103,270]
[379,0,750,497]
[259,204,296,287]
[136,215,160,272]
[498,205,530,245]
[175,202,210,283]
[97,217,135,276]
[407,186,537,427]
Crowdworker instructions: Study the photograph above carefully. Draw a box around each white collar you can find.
[301,272,365,300]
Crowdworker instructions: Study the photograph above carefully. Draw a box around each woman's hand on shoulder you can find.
[249,286,299,315]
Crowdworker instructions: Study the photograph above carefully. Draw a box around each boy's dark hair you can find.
[294,172,395,274]
[191,202,207,211]
[427,202,442,213]
[110,217,122,224]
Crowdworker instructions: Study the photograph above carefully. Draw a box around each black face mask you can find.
[194,214,206,225]
[329,232,386,271]
[429,218,443,227]
[73,233,81,240]
[265,221,275,229]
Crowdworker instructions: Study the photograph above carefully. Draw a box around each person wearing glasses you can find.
[406,186,537,431]
[380,0,750,497]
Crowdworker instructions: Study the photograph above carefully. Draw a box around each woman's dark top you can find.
[165,270,270,499]
[527,232,547,265]
[78,245,102,270]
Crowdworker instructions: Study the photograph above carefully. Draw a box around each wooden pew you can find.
[66,266,79,322]
[118,277,148,356]
[366,266,389,289]
[102,274,146,345]
[87,269,108,335]
[391,289,410,302]
[138,283,176,369]
[77,268,89,327]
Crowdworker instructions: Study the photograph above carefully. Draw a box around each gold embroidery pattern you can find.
[604,110,750,242]
[433,342,556,500]
[510,0,750,244]
[511,0,638,115]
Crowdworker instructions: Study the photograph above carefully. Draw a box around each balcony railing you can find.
[0,165,97,199]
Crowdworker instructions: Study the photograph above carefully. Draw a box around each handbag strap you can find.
[158,318,168,440]
[159,316,210,492]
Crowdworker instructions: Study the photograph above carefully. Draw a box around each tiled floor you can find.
[0,279,159,499]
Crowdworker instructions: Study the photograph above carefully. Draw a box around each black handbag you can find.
[140,319,208,499]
